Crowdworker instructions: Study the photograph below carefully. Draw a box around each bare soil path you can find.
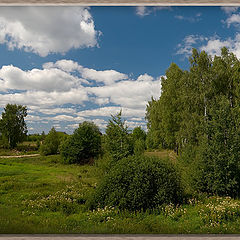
[0,153,40,158]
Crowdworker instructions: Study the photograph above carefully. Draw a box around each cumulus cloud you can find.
[177,33,240,59]
[0,65,84,92]
[44,59,128,85]
[0,59,161,132]
[200,38,234,56]
[0,7,100,57]
[88,73,161,109]
[0,88,89,108]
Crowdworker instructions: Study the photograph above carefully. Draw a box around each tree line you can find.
[0,105,146,163]
[146,47,240,197]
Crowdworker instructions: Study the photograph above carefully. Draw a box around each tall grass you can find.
[1,152,240,233]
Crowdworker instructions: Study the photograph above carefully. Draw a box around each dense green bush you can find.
[40,127,60,156]
[60,121,101,164]
[88,155,183,211]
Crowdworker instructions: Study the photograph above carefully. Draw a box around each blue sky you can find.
[0,6,239,134]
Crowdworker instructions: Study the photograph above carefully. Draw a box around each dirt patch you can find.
[0,154,40,158]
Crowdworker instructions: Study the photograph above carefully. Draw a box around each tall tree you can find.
[0,104,27,149]
[105,111,133,161]
[146,47,240,196]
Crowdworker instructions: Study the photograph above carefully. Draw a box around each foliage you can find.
[40,127,60,156]
[132,126,146,142]
[146,47,240,197]
[88,155,183,211]
[134,139,145,155]
[60,121,101,164]
[193,96,240,196]
[105,111,133,162]
[0,104,27,149]
[131,126,146,155]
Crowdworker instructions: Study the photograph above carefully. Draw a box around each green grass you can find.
[1,152,240,233]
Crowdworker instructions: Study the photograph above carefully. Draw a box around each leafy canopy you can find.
[60,121,101,164]
[40,127,60,156]
[0,104,27,149]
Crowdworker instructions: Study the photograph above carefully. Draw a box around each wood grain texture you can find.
[0,0,240,5]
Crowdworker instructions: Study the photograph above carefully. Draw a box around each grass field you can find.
[1,153,240,233]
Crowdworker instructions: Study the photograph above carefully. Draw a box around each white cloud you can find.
[0,88,88,108]
[0,65,84,92]
[88,74,161,109]
[44,59,128,85]
[77,106,146,118]
[177,33,240,60]
[43,60,80,73]
[200,38,233,56]
[126,120,147,131]
[221,7,239,14]
[81,68,128,85]
[66,123,79,130]
[176,35,207,57]
[0,60,161,132]
[175,13,202,23]
[225,13,240,28]
[136,7,150,17]
[36,107,77,115]
[136,6,171,17]
[0,7,100,57]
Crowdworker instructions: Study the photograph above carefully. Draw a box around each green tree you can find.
[105,111,133,161]
[194,96,240,196]
[0,104,27,149]
[134,139,145,155]
[146,63,184,151]
[60,121,101,164]
[132,126,146,142]
[132,126,146,155]
[40,127,60,156]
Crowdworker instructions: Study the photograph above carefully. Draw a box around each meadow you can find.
[2,151,240,234]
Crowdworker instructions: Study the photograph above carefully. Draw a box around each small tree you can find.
[60,121,101,164]
[0,104,27,149]
[134,139,145,155]
[132,126,146,155]
[105,111,133,161]
[40,127,60,156]
[132,126,146,142]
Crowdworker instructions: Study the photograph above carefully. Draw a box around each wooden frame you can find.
[0,0,240,5]
[0,1,240,240]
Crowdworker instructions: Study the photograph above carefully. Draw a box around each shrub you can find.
[40,127,60,156]
[88,155,183,211]
[60,121,101,164]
